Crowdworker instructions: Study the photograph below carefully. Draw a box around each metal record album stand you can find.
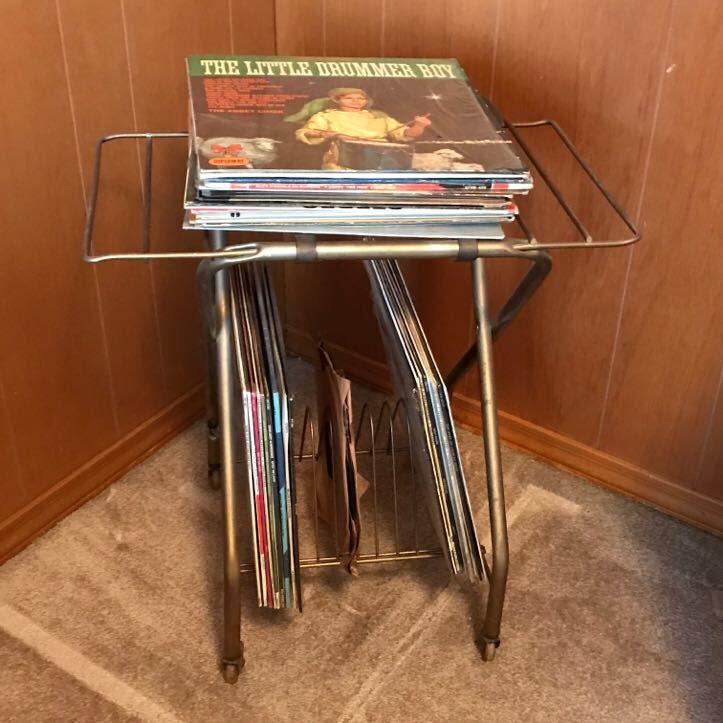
[83,112,639,684]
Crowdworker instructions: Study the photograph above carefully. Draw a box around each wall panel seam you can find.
[273,0,281,53]
[380,0,386,56]
[119,0,140,136]
[594,0,677,448]
[0,368,27,500]
[118,0,170,403]
[488,0,502,100]
[54,0,120,436]
[271,0,278,54]
[322,0,328,55]
[228,0,235,53]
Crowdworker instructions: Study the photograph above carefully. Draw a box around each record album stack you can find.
[230,264,301,609]
[366,260,486,582]
[184,55,533,602]
[183,54,532,238]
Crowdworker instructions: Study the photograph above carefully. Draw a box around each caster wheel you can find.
[208,467,221,490]
[223,663,240,684]
[481,641,497,662]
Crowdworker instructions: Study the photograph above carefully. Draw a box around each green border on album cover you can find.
[187,55,467,80]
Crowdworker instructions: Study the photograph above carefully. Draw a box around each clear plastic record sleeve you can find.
[366,262,460,572]
[365,260,484,582]
[385,262,484,578]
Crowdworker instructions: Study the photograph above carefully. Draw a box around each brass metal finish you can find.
[445,248,551,391]
[209,229,244,675]
[81,110,640,680]
[244,398,447,573]
[472,258,508,651]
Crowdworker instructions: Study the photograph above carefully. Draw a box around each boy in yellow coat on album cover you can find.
[290,87,431,170]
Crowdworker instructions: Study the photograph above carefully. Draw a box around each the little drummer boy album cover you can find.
[186,55,528,179]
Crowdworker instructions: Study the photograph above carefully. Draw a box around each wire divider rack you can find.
[82,107,639,683]
[241,398,446,577]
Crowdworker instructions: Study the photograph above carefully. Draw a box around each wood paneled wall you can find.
[1,0,720,563]
[277,0,723,532]
[0,0,276,562]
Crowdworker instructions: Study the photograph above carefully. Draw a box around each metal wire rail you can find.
[82,120,639,264]
[237,399,445,575]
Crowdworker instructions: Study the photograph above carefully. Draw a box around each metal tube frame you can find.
[82,121,640,264]
[202,231,222,491]
[206,230,244,683]
[472,258,507,661]
[196,233,552,680]
[81,111,640,683]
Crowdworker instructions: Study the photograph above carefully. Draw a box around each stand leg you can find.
[445,250,551,392]
[200,232,221,489]
[206,319,221,490]
[210,229,244,682]
[472,258,509,661]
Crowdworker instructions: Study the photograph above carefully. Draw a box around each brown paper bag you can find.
[315,343,369,574]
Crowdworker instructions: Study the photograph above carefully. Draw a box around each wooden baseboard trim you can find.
[286,326,722,535]
[453,394,722,535]
[0,385,206,564]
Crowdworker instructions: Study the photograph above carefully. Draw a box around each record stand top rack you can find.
[82,102,639,683]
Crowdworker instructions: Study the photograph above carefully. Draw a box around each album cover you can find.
[187,55,530,182]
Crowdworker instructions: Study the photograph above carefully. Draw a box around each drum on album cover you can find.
[336,138,413,170]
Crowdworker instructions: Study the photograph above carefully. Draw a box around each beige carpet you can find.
[1,359,721,722]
